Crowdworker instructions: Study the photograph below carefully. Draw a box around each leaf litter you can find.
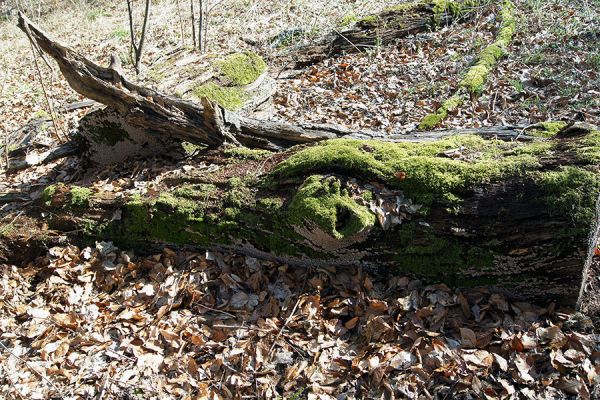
[1,0,600,398]
[1,242,599,399]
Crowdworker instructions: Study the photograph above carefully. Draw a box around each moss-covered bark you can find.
[419,0,515,129]
[192,51,268,111]
[31,123,600,306]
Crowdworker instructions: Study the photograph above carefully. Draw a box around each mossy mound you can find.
[215,52,267,86]
[288,175,375,239]
[272,135,541,207]
[193,83,248,111]
[272,133,600,224]
[193,51,267,111]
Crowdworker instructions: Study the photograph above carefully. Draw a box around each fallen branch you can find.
[285,0,492,69]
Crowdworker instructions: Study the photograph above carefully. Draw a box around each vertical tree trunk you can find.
[198,0,204,52]
[135,0,151,74]
[127,0,152,74]
[175,0,185,47]
[190,0,197,48]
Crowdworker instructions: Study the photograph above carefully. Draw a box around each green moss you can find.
[339,13,359,27]
[223,146,272,161]
[459,1,515,95]
[288,175,375,239]
[193,82,248,110]
[419,95,464,129]
[460,65,491,94]
[41,184,93,209]
[431,0,489,25]
[225,177,255,208]
[527,121,568,138]
[87,121,131,146]
[537,166,600,228]
[110,182,313,258]
[272,136,543,207]
[182,142,205,155]
[574,129,600,164]
[361,191,373,202]
[215,52,266,86]
[358,15,378,27]
[42,185,57,205]
[257,197,285,211]
[70,186,93,208]
[172,184,217,200]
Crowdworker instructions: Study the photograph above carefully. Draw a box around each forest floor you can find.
[1,0,600,398]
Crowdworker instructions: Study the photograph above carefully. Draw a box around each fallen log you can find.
[15,124,600,307]
[17,12,388,152]
[285,0,491,68]
[12,11,600,309]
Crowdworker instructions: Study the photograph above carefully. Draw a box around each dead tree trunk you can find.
[12,11,600,309]
[17,12,391,151]
[11,125,600,307]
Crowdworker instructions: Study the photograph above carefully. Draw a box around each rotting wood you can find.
[18,9,512,154]
[283,0,492,69]
[7,123,599,307]
[11,10,600,311]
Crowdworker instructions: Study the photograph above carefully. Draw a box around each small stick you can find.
[175,0,185,47]
[0,341,64,398]
[190,0,197,48]
[212,324,271,332]
[267,296,302,359]
[23,27,66,144]
[332,28,365,54]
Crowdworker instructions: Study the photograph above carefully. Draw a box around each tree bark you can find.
[13,126,600,307]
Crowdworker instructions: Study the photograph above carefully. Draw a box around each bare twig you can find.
[175,0,185,47]
[332,28,365,54]
[212,324,271,332]
[190,0,197,48]
[198,0,203,51]
[267,296,302,359]
[196,303,237,319]
[22,25,66,144]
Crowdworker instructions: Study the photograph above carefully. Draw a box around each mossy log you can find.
[17,12,398,153]
[22,124,600,307]
[13,11,600,309]
[288,0,491,68]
